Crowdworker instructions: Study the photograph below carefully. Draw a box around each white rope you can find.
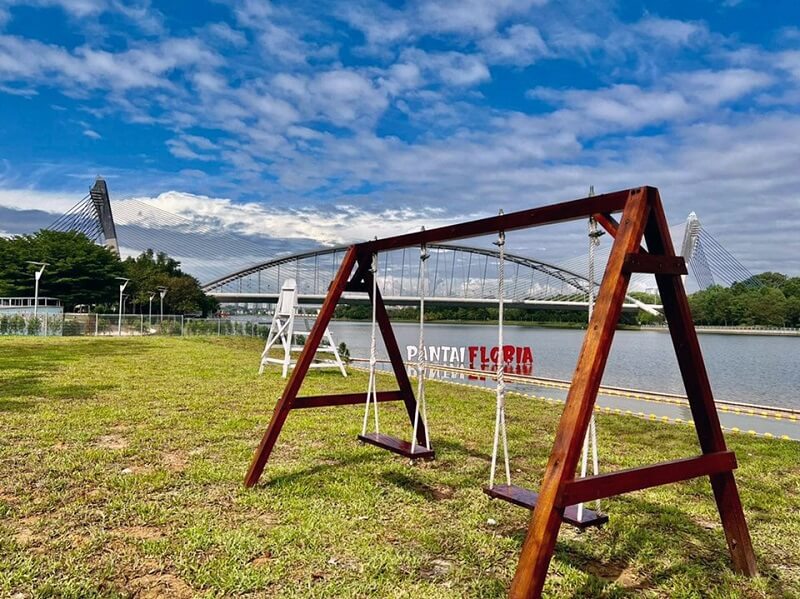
[362,253,380,436]
[577,208,603,521]
[489,214,512,488]
[411,241,431,452]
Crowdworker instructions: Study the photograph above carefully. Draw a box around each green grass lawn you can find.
[0,336,798,598]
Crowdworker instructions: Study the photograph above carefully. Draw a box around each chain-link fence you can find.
[183,318,267,337]
[90,314,185,336]
[0,313,64,336]
[1,313,269,338]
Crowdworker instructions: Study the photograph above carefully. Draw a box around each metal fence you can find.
[0,313,268,338]
[183,318,265,337]
[0,312,64,336]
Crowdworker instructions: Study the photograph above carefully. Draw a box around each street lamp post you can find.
[158,286,167,324]
[116,277,130,336]
[148,291,156,331]
[25,261,48,319]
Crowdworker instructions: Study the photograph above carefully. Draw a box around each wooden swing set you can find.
[244,186,757,598]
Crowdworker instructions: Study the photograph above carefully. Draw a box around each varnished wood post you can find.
[643,190,757,576]
[244,246,358,487]
[509,188,651,598]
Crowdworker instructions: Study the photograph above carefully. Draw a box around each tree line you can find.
[334,304,642,326]
[0,230,218,316]
[687,273,800,327]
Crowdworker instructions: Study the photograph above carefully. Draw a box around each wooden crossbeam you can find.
[592,212,621,238]
[359,190,631,253]
[559,452,736,506]
[292,390,405,409]
[623,253,687,275]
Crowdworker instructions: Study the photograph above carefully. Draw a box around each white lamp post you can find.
[116,277,130,336]
[25,261,48,319]
[158,286,167,324]
[148,291,156,330]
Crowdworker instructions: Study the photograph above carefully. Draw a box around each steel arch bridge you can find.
[46,178,760,312]
[201,243,658,312]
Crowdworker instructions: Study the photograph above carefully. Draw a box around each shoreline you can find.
[331,318,800,336]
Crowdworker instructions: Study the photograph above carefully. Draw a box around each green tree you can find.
[0,230,123,309]
[122,250,218,316]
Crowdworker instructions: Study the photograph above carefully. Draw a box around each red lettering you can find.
[468,346,478,368]
[521,346,533,364]
[503,345,515,364]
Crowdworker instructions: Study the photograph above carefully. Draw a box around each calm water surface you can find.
[327,322,800,409]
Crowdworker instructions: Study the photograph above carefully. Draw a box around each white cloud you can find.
[339,0,548,53]
[82,129,101,139]
[126,191,462,246]
[204,22,247,47]
[479,24,548,66]
[0,35,219,92]
[629,16,709,47]
[776,50,800,80]
[401,49,490,87]
[670,68,773,104]
[0,188,83,213]
[527,67,774,136]
[6,0,106,17]
[0,0,163,32]
[415,0,547,36]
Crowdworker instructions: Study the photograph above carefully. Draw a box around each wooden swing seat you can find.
[483,484,608,529]
[358,432,435,460]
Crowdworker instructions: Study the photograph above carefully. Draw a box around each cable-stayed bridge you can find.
[47,179,759,312]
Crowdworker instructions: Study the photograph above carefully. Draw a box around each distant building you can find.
[0,296,63,317]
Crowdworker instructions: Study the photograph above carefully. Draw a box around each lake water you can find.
[327,322,800,410]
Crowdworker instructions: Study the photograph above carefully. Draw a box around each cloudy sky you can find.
[0,0,798,275]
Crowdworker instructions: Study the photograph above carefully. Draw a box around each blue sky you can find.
[0,0,799,274]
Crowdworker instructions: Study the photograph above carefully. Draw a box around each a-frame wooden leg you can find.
[644,191,757,576]
[244,246,358,487]
[363,265,429,447]
[509,189,651,598]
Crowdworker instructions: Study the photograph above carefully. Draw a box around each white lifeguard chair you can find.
[259,279,348,378]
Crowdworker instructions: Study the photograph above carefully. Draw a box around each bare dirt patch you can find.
[129,573,194,598]
[251,552,273,567]
[95,434,128,450]
[431,485,455,500]
[13,516,42,547]
[162,450,188,472]
[585,559,649,590]
[420,557,455,580]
